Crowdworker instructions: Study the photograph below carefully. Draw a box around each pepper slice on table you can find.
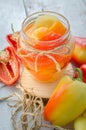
[44,68,86,126]
[0,46,20,86]
[6,31,19,53]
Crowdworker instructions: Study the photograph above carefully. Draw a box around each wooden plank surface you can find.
[0,0,86,130]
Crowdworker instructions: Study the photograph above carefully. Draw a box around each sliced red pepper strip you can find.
[6,32,19,53]
[0,46,20,86]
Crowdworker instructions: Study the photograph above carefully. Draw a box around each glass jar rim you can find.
[21,11,70,44]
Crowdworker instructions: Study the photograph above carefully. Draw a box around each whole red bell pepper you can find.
[0,46,20,86]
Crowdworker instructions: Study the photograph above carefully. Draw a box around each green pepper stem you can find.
[75,68,82,81]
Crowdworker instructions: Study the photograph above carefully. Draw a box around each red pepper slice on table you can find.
[6,32,19,53]
[0,46,20,86]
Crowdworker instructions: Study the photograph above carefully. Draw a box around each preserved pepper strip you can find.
[0,46,20,86]
[43,68,86,126]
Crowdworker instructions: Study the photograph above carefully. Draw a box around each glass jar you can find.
[17,11,74,82]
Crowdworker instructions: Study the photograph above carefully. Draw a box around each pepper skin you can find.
[72,36,86,66]
[0,46,20,86]
[6,32,19,54]
[43,75,86,126]
[80,64,86,83]
[74,117,86,130]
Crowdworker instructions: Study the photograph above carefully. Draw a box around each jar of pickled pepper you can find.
[17,11,74,82]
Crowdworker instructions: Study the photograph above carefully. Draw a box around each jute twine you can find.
[0,80,69,130]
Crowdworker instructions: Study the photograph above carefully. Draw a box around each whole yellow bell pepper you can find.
[44,68,86,126]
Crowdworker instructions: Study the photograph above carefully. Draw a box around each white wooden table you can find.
[0,0,86,130]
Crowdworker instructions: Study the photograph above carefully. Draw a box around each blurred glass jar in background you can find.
[17,11,74,82]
